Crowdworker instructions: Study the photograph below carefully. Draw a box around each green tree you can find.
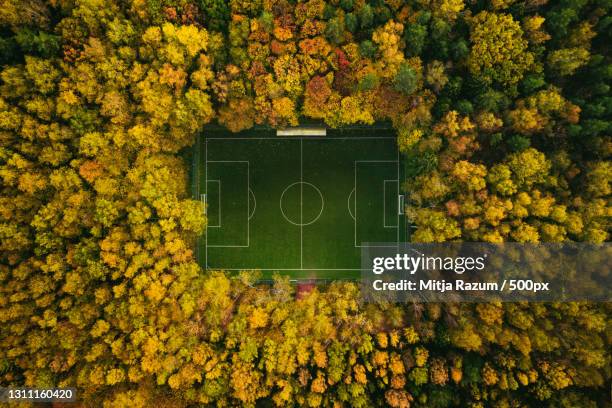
[393,63,418,95]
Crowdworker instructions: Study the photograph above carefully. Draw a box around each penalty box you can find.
[354,160,402,249]
[204,161,250,247]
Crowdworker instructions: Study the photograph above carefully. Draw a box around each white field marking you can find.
[206,244,250,247]
[204,138,400,270]
[383,180,399,228]
[206,136,396,140]
[206,268,364,271]
[205,138,208,268]
[247,161,250,247]
[194,135,201,263]
[279,182,325,226]
[354,159,356,248]
[396,146,400,248]
[354,160,401,248]
[398,195,404,215]
[207,160,251,163]
[206,180,221,227]
[348,188,355,220]
[300,139,303,269]
[206,160,250,248]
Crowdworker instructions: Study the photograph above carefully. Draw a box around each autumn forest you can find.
[0,0,610,406]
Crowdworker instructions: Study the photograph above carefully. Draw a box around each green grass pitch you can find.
[192,129,407,280]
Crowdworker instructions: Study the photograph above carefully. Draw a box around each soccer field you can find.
[193,129,407,279]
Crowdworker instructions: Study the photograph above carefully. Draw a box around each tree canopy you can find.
[0,0,610,406]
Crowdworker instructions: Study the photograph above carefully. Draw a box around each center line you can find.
[300,138,303,269]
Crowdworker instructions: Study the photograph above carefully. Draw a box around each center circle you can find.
[280,182,324,226]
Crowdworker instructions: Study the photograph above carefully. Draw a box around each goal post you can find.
[200,193,206,214]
